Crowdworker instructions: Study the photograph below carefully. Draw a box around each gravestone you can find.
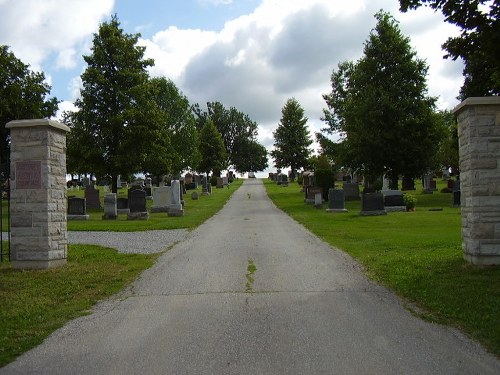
[222,176,229,187]
[306,187,322,204]
[326,188,347,213]
[401,177,416,191]
[422,174,433,194]
[217,177,224,189]
[383,190,406,212]
[191,191,199,200]
[6,119,70,269]
[360,192,387,216]
[84,186,101,209]
[169,180,184,217]
[185,173,193,185]
[82,177,90,188]
[117,197,129,214]
[343,182,360,201]
[314,193,323,208]
[102,193,117,220]
[151,186,172,213]
[201,175,209,195]
[67,197,89,220]
[127,189,148,220]
[280,174,289,186]
[454,97,500,265]
[452,177,461,207]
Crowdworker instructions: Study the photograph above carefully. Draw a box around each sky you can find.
[0,0,464,176]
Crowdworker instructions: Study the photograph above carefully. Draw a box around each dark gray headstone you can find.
[360,193,387,216]
[128,189,147,213]
[84,186,101,209]
[384,194,405,207]
[343,183,360,201]
[68,197,86,215]
[117,197,128,210]
[401,177,416,191]
[327,189,347,212]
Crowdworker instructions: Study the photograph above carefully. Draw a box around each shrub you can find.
[403,194,417,211]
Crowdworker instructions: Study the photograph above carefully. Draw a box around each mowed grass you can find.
[0,245,159,367]
[0,179,243,367]
[264,179,500,356]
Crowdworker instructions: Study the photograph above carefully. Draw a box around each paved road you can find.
[2,179,499,374]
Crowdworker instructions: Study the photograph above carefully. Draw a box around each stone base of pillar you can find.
[13,259,67,270]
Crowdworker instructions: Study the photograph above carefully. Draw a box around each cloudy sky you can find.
[0,0,464,173]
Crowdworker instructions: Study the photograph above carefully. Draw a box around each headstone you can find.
[222,176,229,187]
[383,190,406,212]
[84,186,101,209]
[127,189,148,220]
[117,197,129,214]
[145,177,152,188]
[452,177,461,207]
[67,197,89,220]
[117,175,121,188]
[191,191,199,200]
[314,192,322,208]
[151,186,172,213]
[207,182,212,194]
[82,176,90,188]
[382,175,390,191]
[326,188,347,213]
[401,177,416,191]
[217,177,224,189]
[306,187,322,204]
[202,175,209,195]
[280,174,289,186]
[422,174,433,194]
[360,192,387,216]
[6,119,70,269]
[169,180,184,217]
[343,182,360,201]
[102,193,117,220]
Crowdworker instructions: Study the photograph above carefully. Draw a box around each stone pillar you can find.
[6,119,70,269]
[453,97,500,265]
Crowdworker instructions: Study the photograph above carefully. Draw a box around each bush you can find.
[315,169,335,201]
[403,194,417,211]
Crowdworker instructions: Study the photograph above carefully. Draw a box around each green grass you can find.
[0,244,158,367]
[264,179,500,356]
[1,180,241,232]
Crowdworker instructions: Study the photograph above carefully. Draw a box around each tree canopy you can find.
[193,101,266,174]
[271,97,313,177]
[0,45,59,177]
[65,15,156,193]
[321,11,443,187]
[399,0,500,99]
[197,119,227,176]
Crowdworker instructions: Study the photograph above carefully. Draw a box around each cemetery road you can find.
[2,179,499,374]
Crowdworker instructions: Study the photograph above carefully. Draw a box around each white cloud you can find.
[0,0,114,71]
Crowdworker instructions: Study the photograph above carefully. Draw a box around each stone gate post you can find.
[6,119,70,269]
[453,97,500,265]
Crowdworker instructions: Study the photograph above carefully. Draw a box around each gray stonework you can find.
[6,119,70,269]
[453,97,500,265]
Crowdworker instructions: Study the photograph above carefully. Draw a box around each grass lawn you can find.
[0,179,242,367]
[264,178,500,357]
[0,244,159,367]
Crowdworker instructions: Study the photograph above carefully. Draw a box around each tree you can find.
[399,0,500,99]
[321,11,443,188]
[197,119,227,177]
[147,77,199,177]
[193,101,262,173]
[271,98,313,179]
[66,15,156,193]
[0,45,59,177]
[231,138,268,174]
[435,109,459,174]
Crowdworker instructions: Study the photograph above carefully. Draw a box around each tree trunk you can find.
[112,174,118,194]
[389,172,399,190]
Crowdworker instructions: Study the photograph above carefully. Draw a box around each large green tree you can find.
[193,101,263,173]
[0,45,59,178]
[65,15,156,193]
[271,97,313,178]
[400,0,500,99]
[147,77,199,178]
[197,119,227,177]
[231,138,268,174]
[321,11,442,188]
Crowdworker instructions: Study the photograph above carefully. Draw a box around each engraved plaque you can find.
[16,161,42,189]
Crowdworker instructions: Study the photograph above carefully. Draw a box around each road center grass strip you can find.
[263,179,500,357]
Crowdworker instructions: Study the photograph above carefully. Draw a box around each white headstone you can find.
[151,186,172,212]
